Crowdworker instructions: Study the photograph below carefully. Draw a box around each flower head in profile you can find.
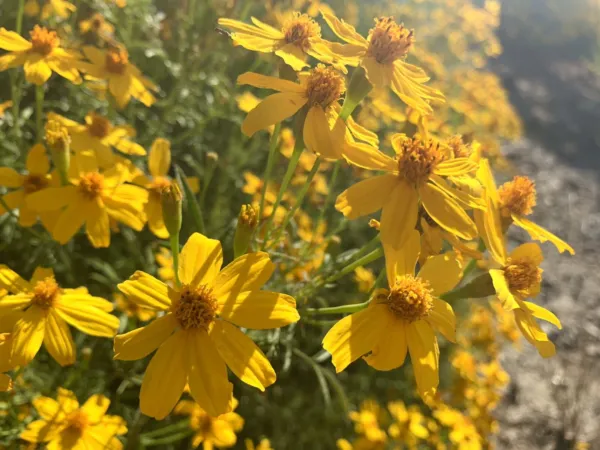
[336,134,482,252]
[321,13,444,115]
[24,0,76,20]
[26,151,148,248]
[175,397,244,448]
[0,266,119,367]
[20,388,127,449]
[114,233,299,419]
[0,26,82,85]
[80,44,157,108]
[322,232,460,399]
[218,12,352,72]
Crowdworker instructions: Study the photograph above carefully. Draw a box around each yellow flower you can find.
[48,111,146,168]
[156,247,175,285]
[26,151,148,247]
[0,373,11,391]
[80,44,157,108]
[20,388,127,449]
[115,293,156,322]
[0,100,12,118]
[24,0,76,20]
[321,13,444,115]
[0,26,82,85]
[245,438,273,450]
[354,267,375,293]
[0,144,61,229]
[349,400,387,443]
[323,233,460,399]
[0,266,119,367]
[132,138,199,239]
[218,12,351,72]
[336,134,481,251]
[79,13,115,38]
[387,401,429,446]
[114,233,299,419]
[175,397,244,448]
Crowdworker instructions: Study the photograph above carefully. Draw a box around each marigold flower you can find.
[26,151,148,247]
[20,388,127,448]
[24,0,76,20]
[114,233,299,419]
[323,233,460,399]
[321,13,444,115]
[0,26,82,85]
[0,266,119,367]
[175,397,244,448]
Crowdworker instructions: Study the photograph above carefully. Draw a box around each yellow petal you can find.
[0,167,24,187]
[384,229,420,286]
[19,419,61,443]
[509,242,543,266]
[217,291,299,330]
[0,294,31,312]
[320,11,367,47]
[417,252,462,296]
[380,180,419,250]
[114,313,177,361]
[209,320,276,391]
[109,75,132,109]
[0,333,15,372]
[346,116,379,146]
[522,301,562,329]
[364,312,407,371]
[303,105,341,160]
[146,198,168,239]
[512,215,575,255]
[32,395,63,421]
[0,190,25,216]
[0,373,11,392]
[43,310,75,366]
[335,174,397,219]
[489,269,520,310]
[30,267,54,285]
[85,202,110,248]
[26,185,77,212]
[407,321,439,400]
[218,17,283,40]
[179,233,223,287]
[429,174,485,210]
[47,59,81,84]
[0,264,32,293]
[213,252,274,300]
[426,298,456,343]
[0,28,33,51]
[513,309,555,358]
[54,300,119,337]
[81,394,110,423]
[342,142,396,171]
[52,198,90,244]
[60,292,113,312]
[148,138,171,178]
[363,56,394,88]
[237,72,303,93]
[249,17,285,39]
[24,58,52,85]
[274,43,309,71]
[241,92,307,137]
[434,158,478,177]
[117,271,173,311]
[11,305,46,366]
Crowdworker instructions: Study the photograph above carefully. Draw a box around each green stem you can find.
[460,239,486,278]
[35,85,44,143]
[141,420,191,439]
[319,246,383,288]
[305,299,370,316]
[169,234,180,287]
[15,0,25,34]
[257,123,281,225]
[176,165,205,234]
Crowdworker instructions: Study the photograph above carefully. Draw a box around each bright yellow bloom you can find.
[218,12,352,72]
[321,13,444,115]
[132,138,199,239]
[349,400,387,444]
[175,397,244,448]
[387,401,429,447]
[114,233,299,419]
[115,293,156,322]
[245,438,273,450]
[0,100,12,117]
[26,151,148,247]
[0,266,119,367]
[24,0,76,20]
[336,134,481,251]
[433,405,482,450]
[0,144,60,229]
[20,388,127,449]
[48,111,146,168]
[323,233,459,399]
[0,26,82,85]
[80,45,157,108]
[79,13,115,38]
[354,267,375,293]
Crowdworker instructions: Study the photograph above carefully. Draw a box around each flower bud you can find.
[160,182,183,238]
[234,204,257,258]
[339,66,372,120]
[45,119,71,185]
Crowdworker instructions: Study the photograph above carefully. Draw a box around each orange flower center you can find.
[29,25,59,56]
[386,275,433,322]
[447,135,472,159]
[498,176,537,217]
[23,174,49,194]
[105,47,129,74]
[66,410,89,433]
[174,284,218,330]
[396,136,444,186]
[305,65,345,109]
[149,177,172,201]
[78,172,105,200]
[31,277,60,308]
[87,114,112,138]
[503,257,542,293]
[281,13,320,52]
[367,17,414,65]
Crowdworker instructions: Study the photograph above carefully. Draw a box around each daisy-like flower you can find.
[336,134,481,251]
[80,44,157,108]
[24,0,76,20]
[0,26,82,85]
[174,397,244,449]
[218,12,352,72]
[26,151,148,248]
[48,112,146,168]
[0,144,60,230]
[20,388,127,449]
[132,138,199,239]
[0,266,119,367]
[114,233,300,419]
[321,12,444,115]
[0,373,11,391]
[322,232,460,399]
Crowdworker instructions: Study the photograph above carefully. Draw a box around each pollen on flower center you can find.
[366,17,414,65]
[305,65,345,109]
[66,410,89,433]
[23,174,49,194]
[174,284,218,330]
[396,137,445,186]
[87,114,111,138]
[281,13,320,52]
[386,275,433,322]
[29,25,60,56]
[447,135,472,159]
[31,277,60,308]
[503,257,542,293]
[78,172,105,200]
[498,176,537,217]
[105,47,129,74]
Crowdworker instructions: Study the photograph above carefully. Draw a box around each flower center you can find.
[174,284,218,330]
[90,14,105,31]
[281,13,320,52]
[87,114,111,138]
[498,176,537,217]
[447,135,472,159]
[305,65,345,109]
[503,257,542,293]
[105,47,129,74]
[31,277,60,308]
[367,17,414,65]
[396,136,444,186]
[29,26,59,56]
[149,177,172,201]
[23,174,49,194]
[66,410,89,433]
[386,275,433,322]
[78,173,104,200]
